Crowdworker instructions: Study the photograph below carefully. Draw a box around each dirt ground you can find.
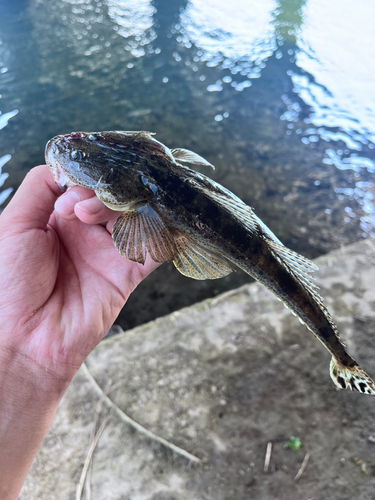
[21,240,375,500]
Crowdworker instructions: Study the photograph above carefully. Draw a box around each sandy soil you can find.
[21,240,375,500]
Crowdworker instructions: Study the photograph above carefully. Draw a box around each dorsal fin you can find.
[266,239,320,297]
[182,170,321,303]
[184,175,259,234]
[114,131,155,137]
[171,148,215,170]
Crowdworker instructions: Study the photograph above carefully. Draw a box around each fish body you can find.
[46,131,375,395]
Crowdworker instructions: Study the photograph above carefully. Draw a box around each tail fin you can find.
[330,357,375,395]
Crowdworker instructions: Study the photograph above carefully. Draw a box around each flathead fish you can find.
[46,131,375,395]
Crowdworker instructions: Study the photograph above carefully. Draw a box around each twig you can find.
[294,452,310,481]
[106,380,129,396]
[81,363,201,464]
[83,391,108,500]
[211,288,242,307]
[76,415,110,500]
[263,442,272,473]
[85,460,92,500]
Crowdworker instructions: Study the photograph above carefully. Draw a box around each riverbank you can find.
[21,239,375,500]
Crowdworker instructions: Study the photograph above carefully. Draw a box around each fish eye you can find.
[70,150,82,161]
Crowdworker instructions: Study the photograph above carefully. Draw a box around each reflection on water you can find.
[0,0,375,328]
[180,0,277,66]
[293,0,375,235]
[0,109,17,209]
[296,0,375,143]
[0,109,18,131]
[0,154,13,207]
[107,0,156,53]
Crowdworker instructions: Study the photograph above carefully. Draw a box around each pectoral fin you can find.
[171,148,215,170]
[172,232,234,280]
[112,204,175,264]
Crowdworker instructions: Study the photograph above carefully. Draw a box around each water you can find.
[1,0,375,330]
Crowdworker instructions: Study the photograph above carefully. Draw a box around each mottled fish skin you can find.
[45,131,375,395]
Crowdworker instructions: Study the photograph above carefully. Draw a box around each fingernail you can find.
[55,190,81,215]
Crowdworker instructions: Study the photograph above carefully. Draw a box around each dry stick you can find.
[211,288,243,307]
[84,399,104,499]
[294,452,310,481]
[106,380,128,396]
[80,379,114,499]
[76,415,111,500]
[81,363,201,464]
[85,461,92,500]
[84,379,111,499]
[263,442,273,473]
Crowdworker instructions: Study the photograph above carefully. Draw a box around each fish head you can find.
[45,131,158,209]
[46,132,99,191]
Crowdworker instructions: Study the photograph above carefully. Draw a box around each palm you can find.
[0,166,161,496]
[0,166,156,385]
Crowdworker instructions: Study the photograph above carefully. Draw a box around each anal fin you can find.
[112,204,175,264]
[172,232,234,280]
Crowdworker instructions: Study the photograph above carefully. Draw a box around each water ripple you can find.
[180,0,278,78]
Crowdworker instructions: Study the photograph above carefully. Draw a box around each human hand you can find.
[0,165,160,498]
[0,164,159,390]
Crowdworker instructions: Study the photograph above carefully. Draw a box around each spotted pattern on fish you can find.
[45,131,375,395]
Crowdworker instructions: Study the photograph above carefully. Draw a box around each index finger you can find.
[75,195,122,225]
[54,187,122,225]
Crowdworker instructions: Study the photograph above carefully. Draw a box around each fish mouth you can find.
[45,137,78,192]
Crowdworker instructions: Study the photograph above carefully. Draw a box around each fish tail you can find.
[330,357,375,395]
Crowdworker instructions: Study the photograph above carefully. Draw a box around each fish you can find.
[45,130,375,395]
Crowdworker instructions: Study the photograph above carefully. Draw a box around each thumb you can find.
[0,165,60,233]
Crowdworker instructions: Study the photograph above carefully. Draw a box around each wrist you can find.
[0,342,70,414]
[0,345,66,499]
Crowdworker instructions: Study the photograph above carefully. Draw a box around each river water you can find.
[1,0,374,329]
